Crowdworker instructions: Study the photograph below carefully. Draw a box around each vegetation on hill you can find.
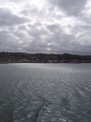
[0,52,91,63]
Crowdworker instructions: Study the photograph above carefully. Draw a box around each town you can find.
[0,52,91,63]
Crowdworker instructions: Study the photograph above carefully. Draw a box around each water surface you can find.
[0,63,91,122]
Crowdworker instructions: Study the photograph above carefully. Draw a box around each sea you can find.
[0,63,91,122]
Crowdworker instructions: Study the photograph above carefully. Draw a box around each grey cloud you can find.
[47,24,61,33]
[45,23,91,54]
[21,5,39,16]
[24,41,49,53]
[0,7,29,27]
[32,23,74,53]
[49,0,86,16]
[0,30,17,51]
[0,0,91,54]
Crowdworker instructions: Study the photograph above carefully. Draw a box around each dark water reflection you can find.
[0,63,91,122]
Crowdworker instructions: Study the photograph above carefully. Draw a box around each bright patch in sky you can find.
[30,0,44,10]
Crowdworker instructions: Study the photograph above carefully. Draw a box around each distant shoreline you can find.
[0,52,91,63]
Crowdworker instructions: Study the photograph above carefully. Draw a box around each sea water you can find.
[0,63,91,122]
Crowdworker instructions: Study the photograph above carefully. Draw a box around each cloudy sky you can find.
[0,0,91,54]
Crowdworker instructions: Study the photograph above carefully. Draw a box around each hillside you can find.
[0,52,91,63]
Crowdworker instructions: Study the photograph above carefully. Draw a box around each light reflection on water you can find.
[0,63,91,122]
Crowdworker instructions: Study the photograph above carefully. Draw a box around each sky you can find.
[0,0,91,54]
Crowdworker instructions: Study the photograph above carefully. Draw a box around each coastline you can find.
[0,52,91,63]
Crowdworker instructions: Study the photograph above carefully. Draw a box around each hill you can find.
[0,52,91,63]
